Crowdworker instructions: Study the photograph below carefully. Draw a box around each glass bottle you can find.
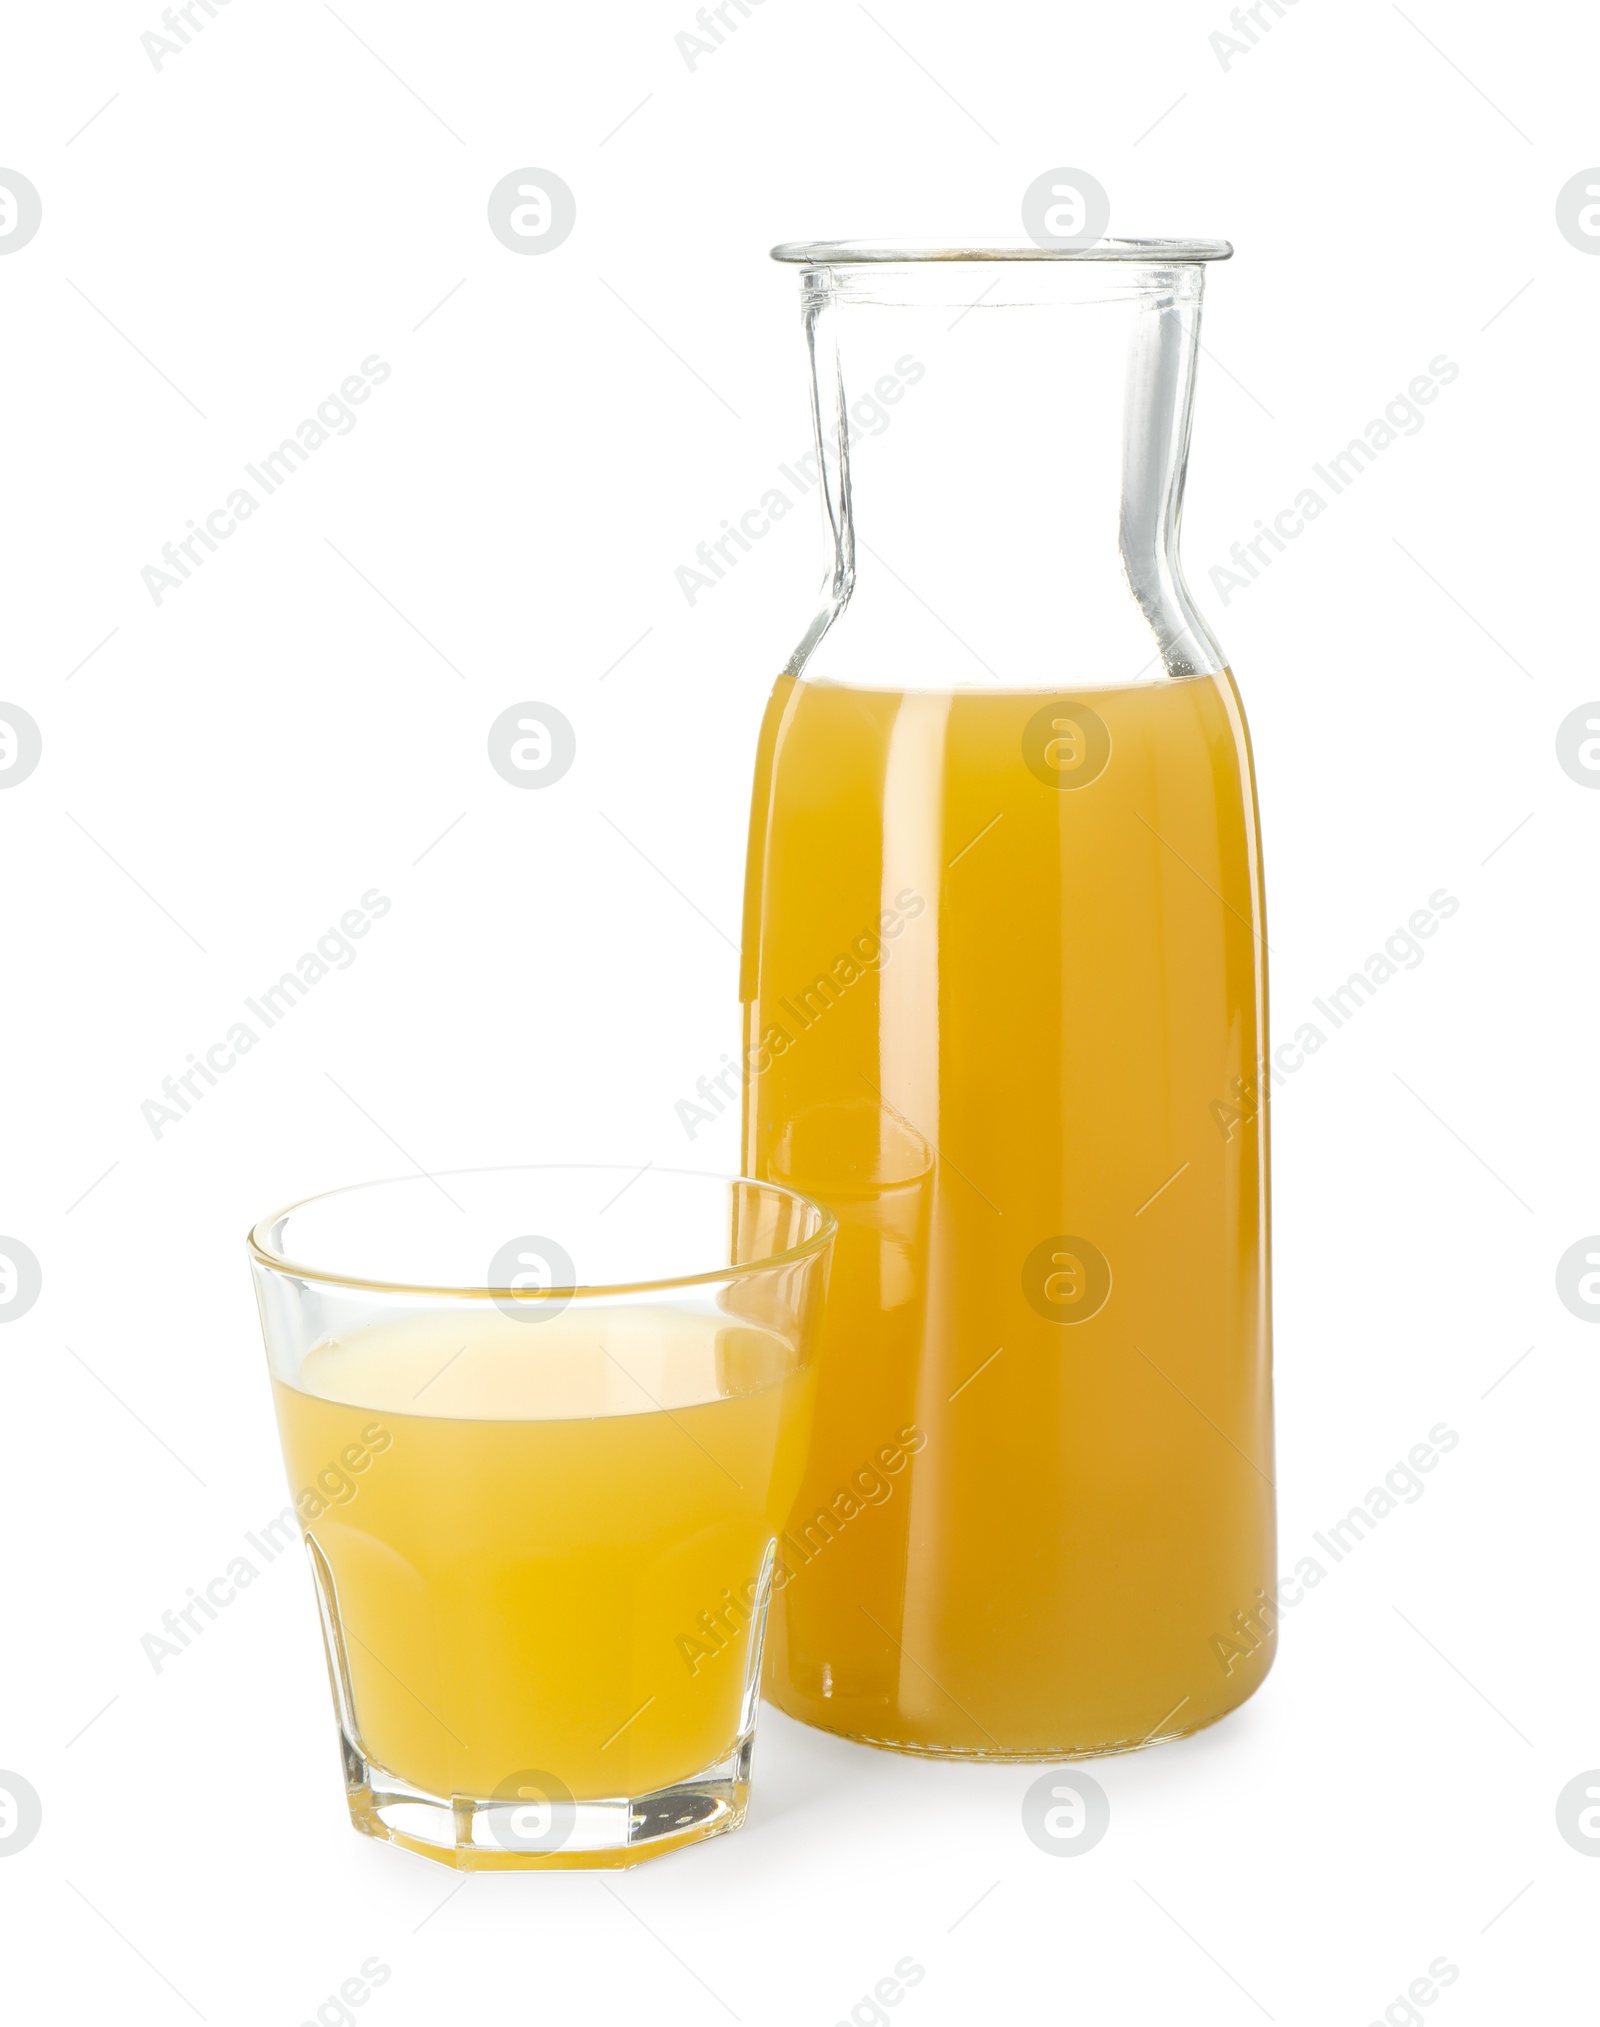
[741,239,1274,1758]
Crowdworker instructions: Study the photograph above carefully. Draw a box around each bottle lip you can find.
[770,236,1232,265]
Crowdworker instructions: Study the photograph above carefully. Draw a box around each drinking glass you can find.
[248,1165,834,1869]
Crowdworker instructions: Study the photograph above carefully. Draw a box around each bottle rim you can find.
[770,237,1232,265]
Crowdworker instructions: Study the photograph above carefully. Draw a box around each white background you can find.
[2,0,1597,2019]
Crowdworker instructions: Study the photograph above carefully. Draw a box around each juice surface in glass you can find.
[272,1304,815,1802]
[742,671,1274,1757]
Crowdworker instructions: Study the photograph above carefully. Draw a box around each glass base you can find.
[810,1718,1201,1762]
[341,1730,753,1871]
[766,1667,1271,1762]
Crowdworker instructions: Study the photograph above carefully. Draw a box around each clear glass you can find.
[743,241,1275,1758]
[248,1166,834,1869]
[769,241,1230,691]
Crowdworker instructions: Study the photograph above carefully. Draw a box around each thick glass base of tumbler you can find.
[341,1730,753,1871]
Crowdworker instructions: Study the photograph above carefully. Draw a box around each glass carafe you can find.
[741,238,1274,1759]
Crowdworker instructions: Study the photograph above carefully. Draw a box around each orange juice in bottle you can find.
[746,236,1273,1757]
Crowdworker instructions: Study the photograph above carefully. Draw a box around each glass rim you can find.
[245,1164,837,1301]
[770,236,1233,265]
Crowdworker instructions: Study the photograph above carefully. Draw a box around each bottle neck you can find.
[787,262,1224,693]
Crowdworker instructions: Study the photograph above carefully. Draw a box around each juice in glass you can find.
[273,1305,814,1819]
